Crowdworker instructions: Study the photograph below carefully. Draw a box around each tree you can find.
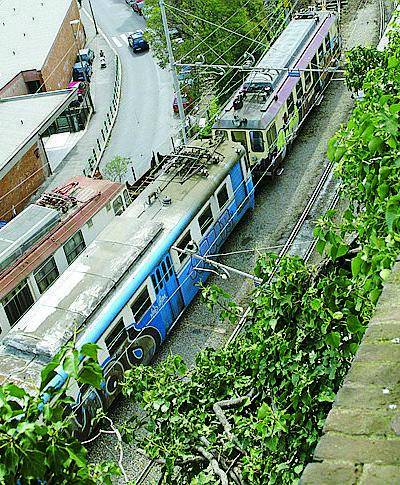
[103,155,130,182]
[0,342,119,483]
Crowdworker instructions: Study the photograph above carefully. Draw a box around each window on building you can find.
[266,123,277,149]
[106,202,111,212]
[131,286,151,322]
[34,257,59,294]
[2,280,34,327]
[198,204,213,236]
[231,131,248,152]
[176,230,192,264]
[105,318,127,356]
[249,131,264,153]
[87,218,94,228]
[113,196,124,216]
[217,184,229,210]
[287,92,295,118]
[64,230,86,265]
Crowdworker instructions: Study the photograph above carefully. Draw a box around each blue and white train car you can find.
[0,139,254,436]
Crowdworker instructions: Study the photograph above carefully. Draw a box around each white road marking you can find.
[112,36,122,48]
[120,33,129,46]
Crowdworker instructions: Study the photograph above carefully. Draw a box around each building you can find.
[0,176,132,337]
[0,89,93,221]
[0,0,84,98]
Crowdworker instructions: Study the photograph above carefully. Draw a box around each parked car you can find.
[128,30,149,53]
[72,61,92,81]
[173,93,193,113]
[77,48,95,65]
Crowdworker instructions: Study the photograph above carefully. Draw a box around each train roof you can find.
[0,176,123,299]
[213,10,336,131]
[0,140,244,388]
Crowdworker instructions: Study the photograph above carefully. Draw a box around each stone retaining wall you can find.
[301,262,400,484]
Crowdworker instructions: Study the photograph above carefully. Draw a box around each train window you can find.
[296,79,304,101]
[156,268,164,289]
[217,184,229,210]
[325,35,331,53]
[113,196,124,216]
[151,274,159,295]
[34,256,59,294]
[166,255,173,276]
[311,54,318,69]
[123,189,132,207]
[318,45,324,63]
[64,230,86,265]
[215,130,228,141]
[287,93,295,118]
[249,131,264,153]
[231,131,248,153]
[131,286,151,322]
[304,67,313,91]
[2,279,34,327]
[161,261,169,282]
[266,123,277,149]
[176,230,192,264]
[199,204,213,236]
[105,318,127,356]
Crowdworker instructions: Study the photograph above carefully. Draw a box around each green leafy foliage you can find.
[0,343,119,483]
[120,19,400,485]
[103,155,130,182]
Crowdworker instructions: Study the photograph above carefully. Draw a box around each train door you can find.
[151,254,184,324]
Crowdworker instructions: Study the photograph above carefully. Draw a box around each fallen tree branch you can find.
[196,446,229,485]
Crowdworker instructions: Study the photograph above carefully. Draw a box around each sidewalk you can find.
[40,6,117,193]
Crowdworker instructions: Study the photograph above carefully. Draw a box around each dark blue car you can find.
[128,30,149,53]
[72,61,92,81]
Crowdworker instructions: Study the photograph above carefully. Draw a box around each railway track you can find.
[134,158,338,485]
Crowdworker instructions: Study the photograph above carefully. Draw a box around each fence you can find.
[84,54,122,176]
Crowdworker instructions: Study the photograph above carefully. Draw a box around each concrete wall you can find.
[41,0,85,92]
[0,140,49,221]
[301,262,400,484]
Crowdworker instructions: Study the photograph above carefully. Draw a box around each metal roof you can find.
[0,0,72,90]
[0,90,76,175]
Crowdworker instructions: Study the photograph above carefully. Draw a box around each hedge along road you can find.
[82,0,180,181]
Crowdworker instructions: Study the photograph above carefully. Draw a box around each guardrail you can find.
[84,53,122,176]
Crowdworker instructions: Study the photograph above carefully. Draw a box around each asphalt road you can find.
[82,0,179,181]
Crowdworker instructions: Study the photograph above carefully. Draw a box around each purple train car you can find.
[213,8,340,176]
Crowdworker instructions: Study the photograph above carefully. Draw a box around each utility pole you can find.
[87,0,99,35]
[159,0,188,144]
